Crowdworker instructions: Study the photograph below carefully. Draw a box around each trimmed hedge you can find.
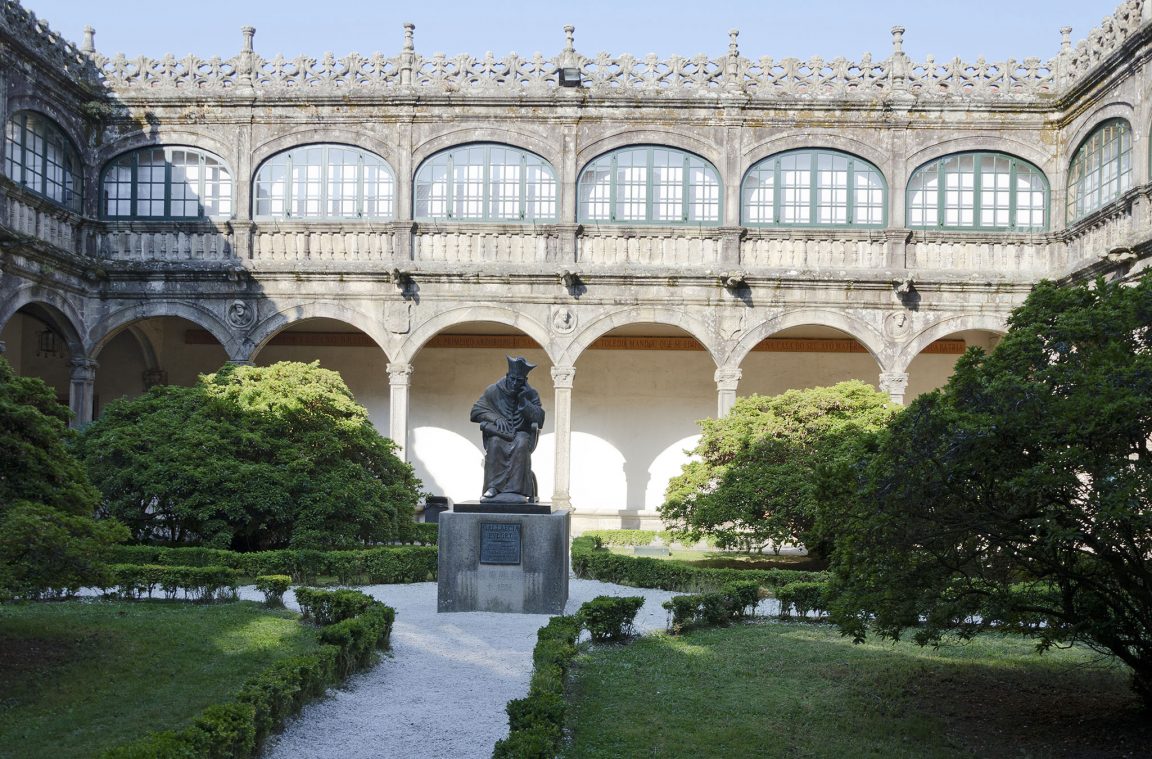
[580,529,669,547]
[493,615,581,759]
[776,580,831,619]
[662,581,761,634]
[295,587,375,626]
[571,536,825,592]
[101,591,393,758]
[104,545,437,585]
[254,575,290,606]
[577,596,645,642]
[103,564,238,601]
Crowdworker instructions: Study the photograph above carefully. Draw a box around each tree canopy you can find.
[660,381,897,554]
[76,361,422,550]
[826,275,1152,708]
[0,357,126,599]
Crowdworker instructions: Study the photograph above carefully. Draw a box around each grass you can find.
[0,598,320,759]
[562,622,1151,758]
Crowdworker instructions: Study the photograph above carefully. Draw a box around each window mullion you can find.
[936,161,945,228]
[773,159,781,224]
[846,159,855,226]
[519,153,528,221]
[808,153,818,226]
[646,149,655,223]
[482,146,491,222]
[1008,159,1018,231]
[972,155,983,230]
[681,154,690,222]
[609,155,617,222]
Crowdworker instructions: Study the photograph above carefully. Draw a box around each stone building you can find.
[1,0,1149,531]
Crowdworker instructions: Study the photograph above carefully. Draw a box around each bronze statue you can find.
[470,356,545,503]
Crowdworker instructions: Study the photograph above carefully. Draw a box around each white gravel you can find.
[249,579,687,759]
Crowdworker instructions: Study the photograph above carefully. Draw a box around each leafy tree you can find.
[76,361,422,550]
[661,381,897,554]
[0,357,127,599]
[826,275,1152,709]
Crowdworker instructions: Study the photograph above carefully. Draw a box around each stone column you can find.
[879,371,910,405]
[714,367,742,417]
[550,365,575,510]
[388,362,414,460]
[68,357,98,427]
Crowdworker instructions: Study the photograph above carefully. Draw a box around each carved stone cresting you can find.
[226,299,256,329]
[551,307,577,334]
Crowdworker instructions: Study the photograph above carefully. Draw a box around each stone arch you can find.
[4,99,86,161]
[412,128,561,170]
[1065,103,1134,156]
[250,128,401,171]
[725,308,886,371]
[892,312,1009,374]
[87,301,238,358]
[905,136,1055,176]
[93,128,239,170]
[575,129,723,174]
[397,305,554,365]
[557,306,722,368]
[742,131,889,172]
[247,301,395,361]
[0,285,86,356]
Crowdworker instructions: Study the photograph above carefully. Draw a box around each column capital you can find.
[68,357,99,380]
[879,371,909,403]
[388,362,414,383]
[714,366,742,390]
[550,364,576,389]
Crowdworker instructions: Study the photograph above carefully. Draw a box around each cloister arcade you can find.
[2,0,1150,529]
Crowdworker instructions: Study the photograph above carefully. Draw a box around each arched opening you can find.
[905,329,1002,399]
[571,322,714,524]
[408,321,552,505]
[251,317,391,432]
[0,304,79,405]
[739,325,881,397]
[93,316,229,413]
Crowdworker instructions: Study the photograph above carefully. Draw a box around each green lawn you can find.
[0,599,319,759]
[563,622,1150,758]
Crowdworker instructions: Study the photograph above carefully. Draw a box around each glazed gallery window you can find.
[1067,119,1132,222]
[742,149,885,226]
[5,111,82,213]
[254,145,394,220]
[907,152,1048,231]
[577,146,720,224]
[414,144,557,222]
[102,147,232,219]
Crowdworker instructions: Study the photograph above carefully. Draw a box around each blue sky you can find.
[21,0,1121,63]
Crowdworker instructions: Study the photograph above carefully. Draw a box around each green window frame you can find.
[414,143,557,222]
[4,111,82,213]
[577,146,721,225]
[741,149,886,227]
[254,144,394,220]
[1067,119,1132,222]
[102,147,232,220]
[907,152,1048,232]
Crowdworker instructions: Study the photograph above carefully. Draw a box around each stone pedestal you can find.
[437,507,570,614]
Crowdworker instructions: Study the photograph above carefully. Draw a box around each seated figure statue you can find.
[470,356,545,503]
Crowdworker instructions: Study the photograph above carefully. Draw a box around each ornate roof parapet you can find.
[10,0,1142,103]
[0,0,98,86]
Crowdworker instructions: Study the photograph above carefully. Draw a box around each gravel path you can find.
[249,580,686,759]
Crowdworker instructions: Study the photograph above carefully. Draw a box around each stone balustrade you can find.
[906,236,1058,275]
[413,227,557,265]
[251,223,394,262]
[3,191,81,253]
[741,234,888,270]
[95,224,234,261]
[576,228,723,267]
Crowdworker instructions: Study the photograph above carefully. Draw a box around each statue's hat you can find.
[506,356,536,378]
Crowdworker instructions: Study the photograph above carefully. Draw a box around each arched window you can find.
[102,147,232,219]
[414,144,557,222]
[907,152,1048,231]
[254,144,394,220]
[5,111,82,213]
[1067,119,1132,222]
[578,146,720,224]
[741,149,885,226]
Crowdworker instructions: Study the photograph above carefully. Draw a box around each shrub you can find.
[776,580,830,619]
[104,564,238,601]
[723,580,761,619]
[493,614,581,758]
[294,587,375,626]
[254,575,291,606]
[577,596,645,642]
[571,535,824,593]
[662,582,761,634]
